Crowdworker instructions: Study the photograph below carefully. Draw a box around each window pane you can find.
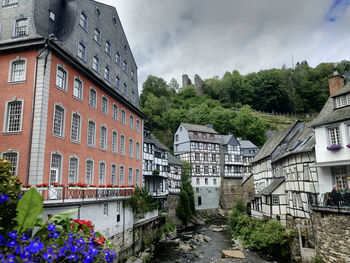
[111,165,117,185]
[113,105,118,120]
[87,121,95,146]
[120,135,125,155]
[86,160,93,185]
[119,166,124,185]
[55,67,66,90]
[15,18,28,37]
[53,105,64,136]
[89,89,96,107]
[11,60,25,82]
[128,168,133,185]
[70,113,80,142]
[7,101,22,132]
[68,158,78,184]
[99,163,105,185]
[112,131,118,153]
[3,152,18,175]
[73,79,82,99]
[100,126,107,150]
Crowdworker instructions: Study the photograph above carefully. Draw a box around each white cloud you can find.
[100,0,350,92]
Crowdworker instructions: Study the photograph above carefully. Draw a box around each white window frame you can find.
[79,11,88,31]
[111,163,117,185]
[8,57,27,83]
[104,66,110,82]
[2,150,19,176]
[113,103,118,121]
[105,41,111,56]
[70,112,81,143]
[327,126,341,146]
[73,77,83,100]
[87,119,96,147]
[119,165,125,185]
[135,169,140,187]
[3,98,24,133]
[123,60,128,73]
[85,159,94,185]
[129,115,134,129]
[55,65,68,91]
[123,83,128,97]
[111,130,118,153]
[116,52,121,65]
[50,152,63,185]
[89,87,97,108]
[136,142,140,160]
[129,138,134,158]
[93,28,101,45]
[92,55,100,73]
[115,76,120,90]
[14,18,28,37]
[77,42,86,60]
[100,125,107,151]
[121,109,126,125]
[120,134,125,155]
[3,0,18,7]
[136,120,140,133]
[99,161,106,185]
[101,95,108,115]
[128,167,133,185]
[68,156,79,184]
[272,195,279,205]
[52,104,65,138]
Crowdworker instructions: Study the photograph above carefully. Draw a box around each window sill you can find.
[2,131,22,135]
[52,134,64,139]
[55,86,68,93]
[12,34,29,39]
[100,148,107,152]
[70,139,81,144]
[89,105,97,110]
[73,96,83,102]
[2,3,18,8]
[87,144,96,149]
[8,80,26,85]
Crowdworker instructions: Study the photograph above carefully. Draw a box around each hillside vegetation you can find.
[140,60,349,149]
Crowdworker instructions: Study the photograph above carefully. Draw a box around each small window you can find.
[129,115,134,129]
[55,66,67,91]
[204,166,209,174]
[86,160,94,185]
[128,167,133,185]
[89,88,97,108]
[115,76,120,90]
[53,105,65,137]
[205,178,208,185]
[120,135,125,155]
[121,110,126,125]
[129,139,134,158]
[3,0,18,6]
[113,104,118,121]
[4,100,23,133]
[131,70,135,81]
[123,60,128,73]
[79,11,88,31]
[104,66,110,82]
[212,166,217,174]
[77,42,86,60]
[272,195,279,205]
[196,178,200,185]
[10,59,26,82]
[112,131,118,153]
[2,151,18,175]
[195,142,199,150]
[70,113,81,142]
[131,91,136,104]
[99,162,106,185]
[195,165,200,174]
[328,126,341,145]
[73,78,83,99]
[49,11,55,21]
[111,164,117,185]
[103,203,108,215]
[94,28,101,44]
[116,52,121,66]
[95,7,101,17]
[123,83,128,96]
[124,44,128,52]
[68,157,78,184]
[136,142,140,160]
[87,120,96,147]
[92,56,100,72]
[105,41,111,56]
[198,196,202,206]
[119,166,124,185]
[135,169,140,186]
[101,96,108,115]
[113,16,117,25]
[116,202,121,222]
[136,120,140,133]
[14,18,28,37]
[195,153,200,161]
[100,126,107,150]
[213,178,217,185]
[196,188,199,193]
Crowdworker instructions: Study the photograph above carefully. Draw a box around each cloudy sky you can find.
[100,0,350,91]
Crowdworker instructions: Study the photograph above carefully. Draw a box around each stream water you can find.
[150,221,275,263]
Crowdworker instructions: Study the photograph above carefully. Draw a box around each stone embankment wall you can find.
[312,210,350,263]
[164,194,181,225]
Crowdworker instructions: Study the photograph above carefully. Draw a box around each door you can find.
[49,168,59,199]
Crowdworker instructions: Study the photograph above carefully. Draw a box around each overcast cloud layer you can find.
[100,0,350,91]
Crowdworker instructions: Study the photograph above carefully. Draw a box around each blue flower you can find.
[6,253,16,263]
[0,234,4,245]
[48,223,56,232]
[20,233,30,241]
[43,248,56,262]
[18,194,22,200]
[7,240,17,248]
[0,193,9,203]
[88,247,98,257]
[76,237,85,246]
[49,231,60,238]
[8,230,18,239]
[20,248,32,261]
[67,254,78,261]
[27,238,44,253]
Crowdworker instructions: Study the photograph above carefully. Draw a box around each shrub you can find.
[0,158,21,235]
[124,187,158,217]
[176,188,192,224]
[162,221,176,233]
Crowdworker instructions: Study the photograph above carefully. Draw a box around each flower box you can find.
[327,144,342,151]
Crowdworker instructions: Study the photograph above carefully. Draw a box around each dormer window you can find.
[335,93,350,108]
[79,11,88,31]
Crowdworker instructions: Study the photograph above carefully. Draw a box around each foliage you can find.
[228,200,295,261]
[0,158,21,235]
[123,187,158,216]
[162,221,176,233]
[176,162,195,224]
[0,188,115,262]
[312,254,324,263]
[14,188,43,234]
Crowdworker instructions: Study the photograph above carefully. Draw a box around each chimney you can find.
[206,123,213,129]
[328,71,344,96]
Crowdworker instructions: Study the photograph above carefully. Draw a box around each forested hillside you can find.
[140,60,350,149]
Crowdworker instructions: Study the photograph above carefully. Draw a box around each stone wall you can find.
[220,178,243,210]
[164,194,181,225]
[241,175,255,208]
[312,209,350,263]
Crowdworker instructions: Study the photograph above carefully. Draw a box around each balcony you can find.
[169,187,181,194]
[21,186,135,204]
[223,172,243,178]
[150,189,169,198]
[309,192,350,213]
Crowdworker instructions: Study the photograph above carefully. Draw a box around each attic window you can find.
[113,16,117,25]
[95,7,100,17]
[49,11,55,21]
[335,93,350,108]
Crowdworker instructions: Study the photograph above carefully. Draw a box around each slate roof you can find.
[331,82,350,97]
[168,152,182,166]
[151,133,169,151]
[221,135,234,145]
[252,121,299,163]
[239,140,257,149]
[241,173,253,186]
[312,92,350,127]
[181,123,218,134]
[255,177,285,197]
[272,123,315,163]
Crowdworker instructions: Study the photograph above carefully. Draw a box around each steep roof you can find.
[272,123,315,163]
[252,121,299,163]
[168,153,182,166]
[181,123,218,134]
[151,134,169,151]
[255,177,285,197]
[331,82,350,97]
[312,92,350,127]
[240,140,257,149]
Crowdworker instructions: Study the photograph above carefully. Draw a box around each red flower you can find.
[95,236,105,245]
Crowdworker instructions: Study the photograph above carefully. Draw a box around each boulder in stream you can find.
[221,250,245,259]
[212,228,224,232]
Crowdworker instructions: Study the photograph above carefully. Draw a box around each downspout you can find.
[26,39,49,184]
